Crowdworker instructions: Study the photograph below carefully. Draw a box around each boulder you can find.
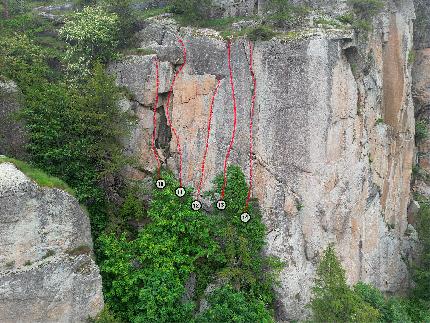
[0,162,104,322]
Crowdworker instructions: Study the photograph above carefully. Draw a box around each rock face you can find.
[110,0,417,319]
[0,162,103,322]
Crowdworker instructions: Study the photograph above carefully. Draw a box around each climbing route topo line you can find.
[152,57,161,179]
[164,37,187,188]
[196,78,221,197]
[221,40,238,199]
[246,41,256,209]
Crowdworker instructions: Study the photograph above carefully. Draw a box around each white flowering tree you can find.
[60,6,119,77]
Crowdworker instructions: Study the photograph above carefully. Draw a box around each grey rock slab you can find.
[0,163,103,322]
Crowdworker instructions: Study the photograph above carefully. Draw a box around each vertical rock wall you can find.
[111,0,417,319]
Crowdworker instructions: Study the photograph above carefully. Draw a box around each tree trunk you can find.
[2,0,9,19]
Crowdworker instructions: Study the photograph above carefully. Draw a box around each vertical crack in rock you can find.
[156,94,172,160]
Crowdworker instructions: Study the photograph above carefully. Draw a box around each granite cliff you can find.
[109,0,419,319]
[0,0,428,320]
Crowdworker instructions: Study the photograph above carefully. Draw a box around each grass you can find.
[0,157,74,195]
[220,25,277,41]
[195,16,251,30]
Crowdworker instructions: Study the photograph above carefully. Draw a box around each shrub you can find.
[59,6,119,77]
[22,63,128,203]
[309,245,380,322]
[354,282,415,322]
[0,34,52,88]
[98,170,218,322]
[209,165,283,306]
[196,284,274,322]
[98,167,281,322]
[247,26,276,41]
[416,120,429,143]
[265,0,309,27]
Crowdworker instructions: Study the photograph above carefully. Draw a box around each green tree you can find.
[98,0,136,46]
[59,6,119,77]
[98,167,281,322]
[210,165,283,306]
[310,245,380,322]
[98,171,219,322]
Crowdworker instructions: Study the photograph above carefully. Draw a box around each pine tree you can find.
[310,244,380,322]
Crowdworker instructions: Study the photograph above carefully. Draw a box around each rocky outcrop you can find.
[0,162,103,322]
[0,79,27,159]
[110,0,417,319]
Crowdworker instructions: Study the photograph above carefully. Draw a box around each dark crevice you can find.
[156,95,172,161]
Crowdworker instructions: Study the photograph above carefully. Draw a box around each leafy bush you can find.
[309,245,380,322]
[98,166,281,322]
[311,246,430,322]
[265,0,309,27]
[416,120,429,143]
[196,284,274,322]
[22,63,128,204]
[354,282,415,322]
[0,11,132,242]
[98,170,219,322]
[247,26,276,41]
[59,6,119,76]
[209,166,283,305]
[0,34,53,88]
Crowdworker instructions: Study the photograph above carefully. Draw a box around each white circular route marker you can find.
[156,179,166,189]
[176,187,186,197]
[240,212,251,223]
[191,200,202,211]
[216,200,226,210]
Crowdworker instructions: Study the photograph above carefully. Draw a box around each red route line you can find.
[196,79,221,197]
[164,38,187,187]
[221,41,238,199]
[245,41,256,209]
[151,58,161,178]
